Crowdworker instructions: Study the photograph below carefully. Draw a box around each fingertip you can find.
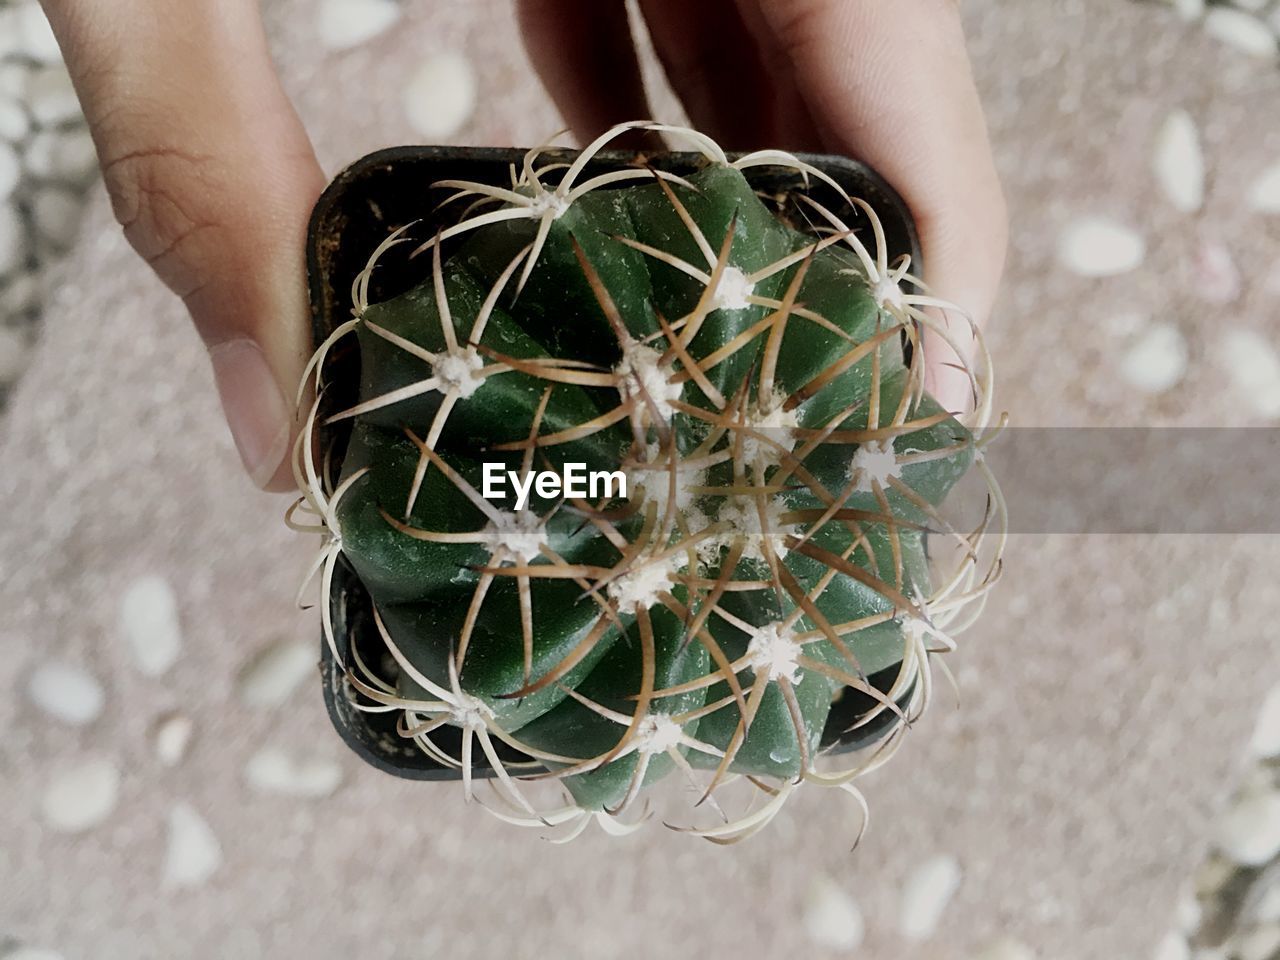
[915,175,1009,334]
[209,337,294,491]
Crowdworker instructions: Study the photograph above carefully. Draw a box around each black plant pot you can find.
[306,144,923,781]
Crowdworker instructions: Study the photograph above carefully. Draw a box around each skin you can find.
[40,0,1006,492]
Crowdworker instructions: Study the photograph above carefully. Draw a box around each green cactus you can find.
[294,122,1004,841]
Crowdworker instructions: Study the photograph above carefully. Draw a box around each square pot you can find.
[306,144,923,781]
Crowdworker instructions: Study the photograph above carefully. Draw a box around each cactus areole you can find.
[295,123,1005,842]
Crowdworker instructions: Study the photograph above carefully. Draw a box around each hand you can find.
[41,0,324,491]
[41,0,1005,497]
[518,0,1008,411]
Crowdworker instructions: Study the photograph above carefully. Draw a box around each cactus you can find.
[293,122,1005,841]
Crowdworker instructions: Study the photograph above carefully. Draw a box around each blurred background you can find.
[2,0,1280,957]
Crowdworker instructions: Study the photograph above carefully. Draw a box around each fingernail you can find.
[208,338,291,489]
[920,303,980,416]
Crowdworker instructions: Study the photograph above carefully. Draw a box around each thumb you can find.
[43,0,324,490]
